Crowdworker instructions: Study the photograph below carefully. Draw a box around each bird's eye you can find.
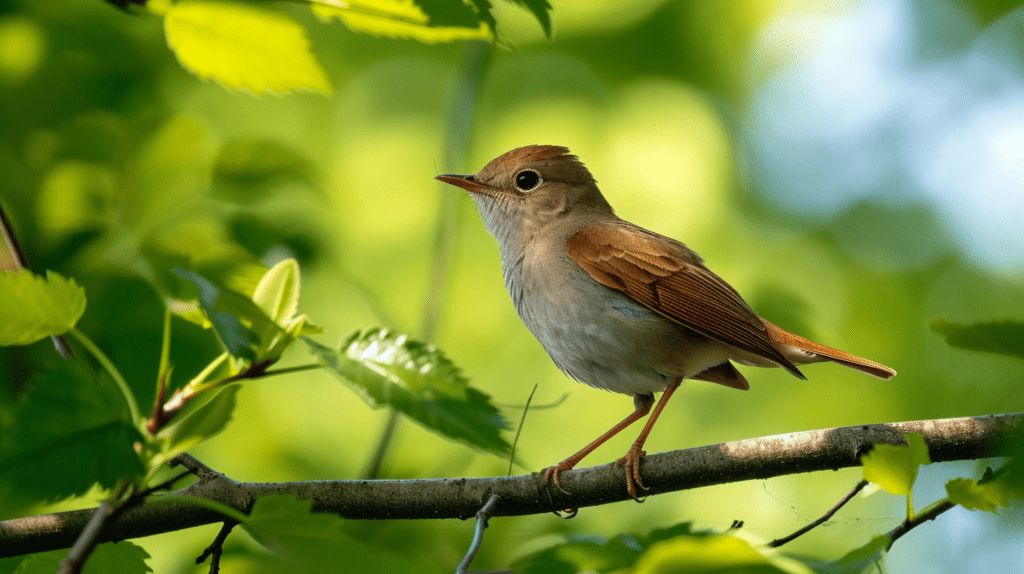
[515,170,542,192]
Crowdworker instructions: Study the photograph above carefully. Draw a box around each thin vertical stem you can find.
[362,40,493,479]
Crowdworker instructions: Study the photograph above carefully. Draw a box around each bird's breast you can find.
[502,245,726,396]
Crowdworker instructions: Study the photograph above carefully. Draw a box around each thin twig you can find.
[768,479,869,547]
[508,384,538,476]
[455,494,502,574]
[171,453,221,480]
[55,482,130,574]
[886,500,956,546]
[196,520,238,574]
[365,40,494,478]
[362,410,400,480]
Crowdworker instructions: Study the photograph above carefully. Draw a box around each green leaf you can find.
[0,362,145,500]
[808,535,891,574]
[633,534,814,574]
[241,495,442,573]
[0,541,150,574]
[946,464,1024,513]
[173,268,284,361]
[861,433,931,496]
[930,317,1024,360]
[513,534,642,574]
[0,270,86,346]
[252,259,300,326]
[312,0,492,43]
[162,384,240,460]
[163,0,331,95]
[413,0,481,27]
[504,0,552,37]
[307,329,511,455]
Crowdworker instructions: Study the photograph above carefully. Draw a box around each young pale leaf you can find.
[252,258,300,326]
[0,270,86,346]
[861,433,931,496]
[162,384,241,460]
[312,1,491,43]
[946,466,1024,513]
[173,268,284,361]
[930,318,1024,360]
[307,329,511,455]
[0,362,145,500]
[241,495,443,573]
[164,0,331,95]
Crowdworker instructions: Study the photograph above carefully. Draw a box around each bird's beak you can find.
[434,174,492,194]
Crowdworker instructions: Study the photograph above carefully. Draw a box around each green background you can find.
[1,0,1022,572]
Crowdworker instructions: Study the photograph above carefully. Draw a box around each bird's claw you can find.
[543,461,575,495]
[615,446,649,501]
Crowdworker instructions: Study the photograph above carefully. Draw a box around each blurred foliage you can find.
[1,0,1023,573]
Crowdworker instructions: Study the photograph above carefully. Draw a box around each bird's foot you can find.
[615,445,649,501]
[542,460,576,495]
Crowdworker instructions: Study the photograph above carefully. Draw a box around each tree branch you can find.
[1,413,1019,557]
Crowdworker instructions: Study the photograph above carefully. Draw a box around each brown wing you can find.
[566,222,805,379]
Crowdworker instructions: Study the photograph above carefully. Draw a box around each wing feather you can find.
[567,222,804,378]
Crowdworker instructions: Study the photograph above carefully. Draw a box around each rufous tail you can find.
[763,320,896,380]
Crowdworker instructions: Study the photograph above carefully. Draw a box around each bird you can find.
[435,145,895,500]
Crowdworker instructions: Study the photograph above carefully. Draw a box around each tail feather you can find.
[762,320,896,380]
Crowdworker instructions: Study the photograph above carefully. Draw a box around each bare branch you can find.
[887,500,957,545]
[1,413,1019,558]
[455,494,501,574]
[768,479,869,547]
[195,521,237,574]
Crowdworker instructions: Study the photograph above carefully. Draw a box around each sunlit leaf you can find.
[164,0,331,95]
[930,317,1024,360]
[252,259,301,326]
[241,495,443,573]
[162,384,240,460]
[0,270,86,346]
[312,0,491,43]
[946,463,1024,513]
[307,329,511,455]
[0,362,145,500]
[861,433,931,496]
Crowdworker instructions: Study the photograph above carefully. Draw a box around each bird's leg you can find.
[615,378,682,500]
[543,393,655,494]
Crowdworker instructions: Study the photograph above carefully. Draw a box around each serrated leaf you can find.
[162,384,240,459]
[0,362,145,500]
[861,433,931,496]
[0,541,150,574]
[504,0,552,37]
[165,0,331,95]
[312,0,491,43]
[930,318,1024,360]
[173,268,284,361]
[307,329,511,455]
[0,270,86,346]
[241,495,442,573]
[252,259,300,326]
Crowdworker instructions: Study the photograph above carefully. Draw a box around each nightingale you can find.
[435,145,895,501]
